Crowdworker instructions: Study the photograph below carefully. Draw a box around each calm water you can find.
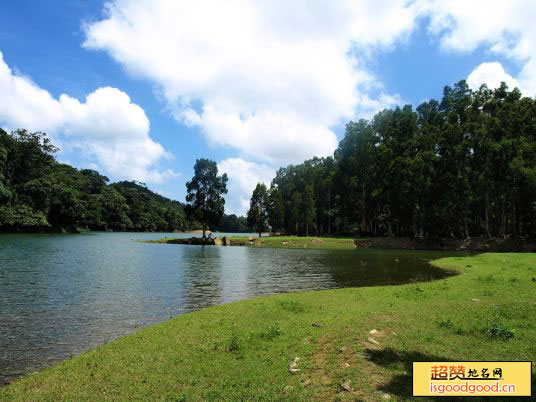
[0,232,458,384]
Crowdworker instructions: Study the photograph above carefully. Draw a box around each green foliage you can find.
[301,185,316,236]
[246,183,269,236]
[185,159,228,237]
[0,204,49,228]
[0,129,187,232]
[267,187,285,233]
[112,181,187,232]
[289,191,302,233]
[217,213,250,232]
[270,80,536,238]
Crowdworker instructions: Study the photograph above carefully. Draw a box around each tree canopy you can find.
[0,129,188,232]
[185,159,228,237]
[247,183,269,237]
[3,79,535,239]
[256,80,535,239]
[217,214,250,233]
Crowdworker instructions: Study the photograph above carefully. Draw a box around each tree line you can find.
[247,81,536,239]
[0,128,248,234]
[0,128,190,232]
[0,128,248,233]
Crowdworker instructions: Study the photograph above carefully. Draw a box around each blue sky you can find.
[0,1,533,214]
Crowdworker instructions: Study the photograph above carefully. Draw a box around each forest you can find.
[251,81,536,238]
[0,128,252,233]
[2,80,536,238]
[0,128,188,232]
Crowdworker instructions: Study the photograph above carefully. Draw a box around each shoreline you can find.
[143,235,536,252]
[2,253,534,400]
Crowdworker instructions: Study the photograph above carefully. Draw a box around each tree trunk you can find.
[511,180,517,238]
[202,224,206,239]
[500,194,506,239]
[422,204,426,238]
[327,189,331,235]
[512,201,517,237]
[412,204,417,238]
[485,191,491,239]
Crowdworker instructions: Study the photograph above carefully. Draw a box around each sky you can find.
[1,0,535,215]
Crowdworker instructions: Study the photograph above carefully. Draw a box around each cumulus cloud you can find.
[84,0,416,166]
[81,0,536,213]
[466,62,520,91]
[418,0,536,95]
[0,51,176,183]
[84,0,420,213]
[217,158,275,216]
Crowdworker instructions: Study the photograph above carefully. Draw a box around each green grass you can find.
[142,235,361,249]
[231,235,359,249]
[2,253,535,401]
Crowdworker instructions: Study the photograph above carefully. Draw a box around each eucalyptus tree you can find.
[268,186,285,234]
[267,79,535,239]
[301,185,316,236]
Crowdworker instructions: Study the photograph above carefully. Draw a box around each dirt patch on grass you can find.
[310,324,396,401]
[313,336,333,387]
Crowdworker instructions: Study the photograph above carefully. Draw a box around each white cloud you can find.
[418,0,536,95]
[0,51,176,183]
[84,0,419,213]
[84,0,416,166]
[193,108,338,165]
[217,158,275,216]
[466,62,520,91]
[82,0,536,213]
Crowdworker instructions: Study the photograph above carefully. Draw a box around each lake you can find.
[0,232,458,384]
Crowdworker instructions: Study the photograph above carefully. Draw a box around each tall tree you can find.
[268,187,285,234]
[335,120,377,234]
[289,192,302,234]
[247,183,269,237]
[185,159,228,238]
[301,185,316,236]
[268,79,535,239]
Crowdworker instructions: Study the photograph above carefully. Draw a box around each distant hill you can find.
[0,129,188,233]
[111,181,188,232]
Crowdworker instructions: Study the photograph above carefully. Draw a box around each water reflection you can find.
[181,246,225,311]
[0,232,457,384]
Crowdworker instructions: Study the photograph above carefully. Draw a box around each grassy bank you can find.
[140,236,359,248]
[144,235,536,252]
[2,253,535,401]
[228,236,358,249]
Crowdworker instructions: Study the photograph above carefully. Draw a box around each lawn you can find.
[228,235,359,249]
[1,253,535,401]
[141,235,361,249]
